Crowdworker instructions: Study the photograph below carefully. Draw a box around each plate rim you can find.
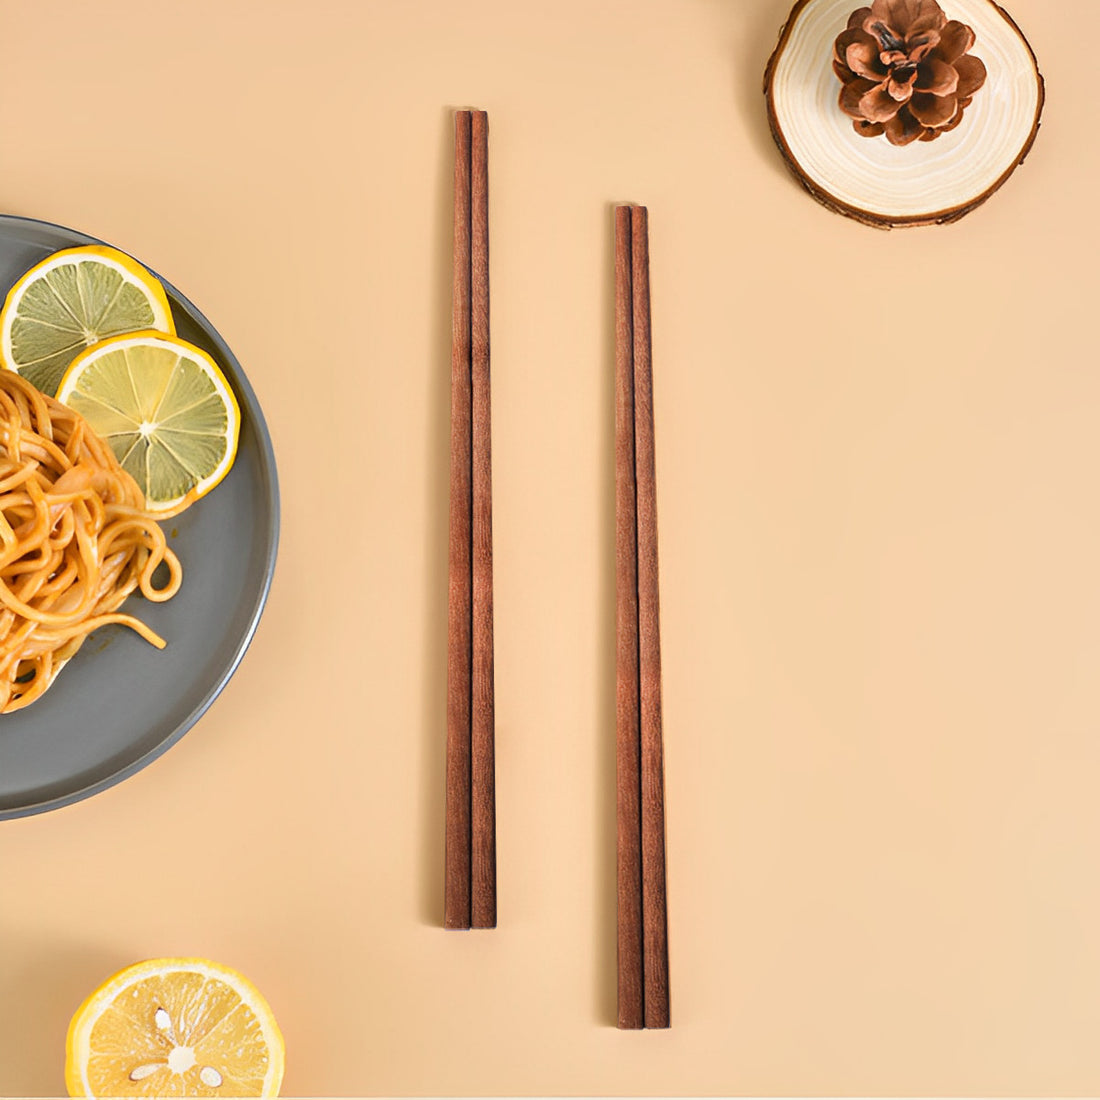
[0,212,280,820]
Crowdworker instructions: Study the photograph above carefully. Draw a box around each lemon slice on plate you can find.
[1,244,174,396]
[57,331,241,513]
[65,957,285,1098]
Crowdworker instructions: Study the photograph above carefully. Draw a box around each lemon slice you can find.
[57,331,241,513]
[65,957,285,1098]
[1,245,174,396]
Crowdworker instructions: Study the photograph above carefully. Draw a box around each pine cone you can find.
[833,0,987,145]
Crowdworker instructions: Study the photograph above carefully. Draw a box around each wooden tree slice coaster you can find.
[764,0,1044,228]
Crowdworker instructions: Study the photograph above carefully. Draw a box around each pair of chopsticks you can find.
[445,108,496,930]
[615,204,670,1028]
[441,125,670,1020]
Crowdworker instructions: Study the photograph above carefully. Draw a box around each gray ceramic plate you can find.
[0,215,279,819]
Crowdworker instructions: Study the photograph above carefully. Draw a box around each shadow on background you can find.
[0,936,128,1095]
[418,107,455,928]
[593,203,621,1028]
[711,0,801,180]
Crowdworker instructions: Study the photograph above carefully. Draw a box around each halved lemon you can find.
[65,957,285,1098]
[57,331,241,513]
[1,244,174,396]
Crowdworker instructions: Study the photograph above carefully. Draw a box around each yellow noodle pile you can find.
[0,369,182,713]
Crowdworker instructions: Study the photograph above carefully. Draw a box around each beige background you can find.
[0,0,1094,1095]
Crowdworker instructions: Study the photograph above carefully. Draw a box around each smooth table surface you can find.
[0,0,1095,1095]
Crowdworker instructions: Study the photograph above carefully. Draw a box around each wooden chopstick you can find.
[469,109,496,929]
[614,203,670,1026]
[631,205,669,1028]
[614,206,645,1028]
[446,108,496,930]
[445,109,474,930]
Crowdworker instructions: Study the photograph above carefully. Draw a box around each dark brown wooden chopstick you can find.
[614,203,669,1027]
[445,109,474,930]
[469,109,496,929]
[614,205,644,1028]
[446,108,496,930]
[631,205,669,1027]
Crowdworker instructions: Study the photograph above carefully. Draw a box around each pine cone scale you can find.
[861,84,908,121]
[954,54,988,98]
[847,38,887,79]
[916,56,959,95]
[910,91,957,126]
[840,77,880,118]
[847,7,874,31]
[937,20,976,62]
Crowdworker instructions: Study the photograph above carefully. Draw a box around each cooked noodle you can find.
[0,369,182,713]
